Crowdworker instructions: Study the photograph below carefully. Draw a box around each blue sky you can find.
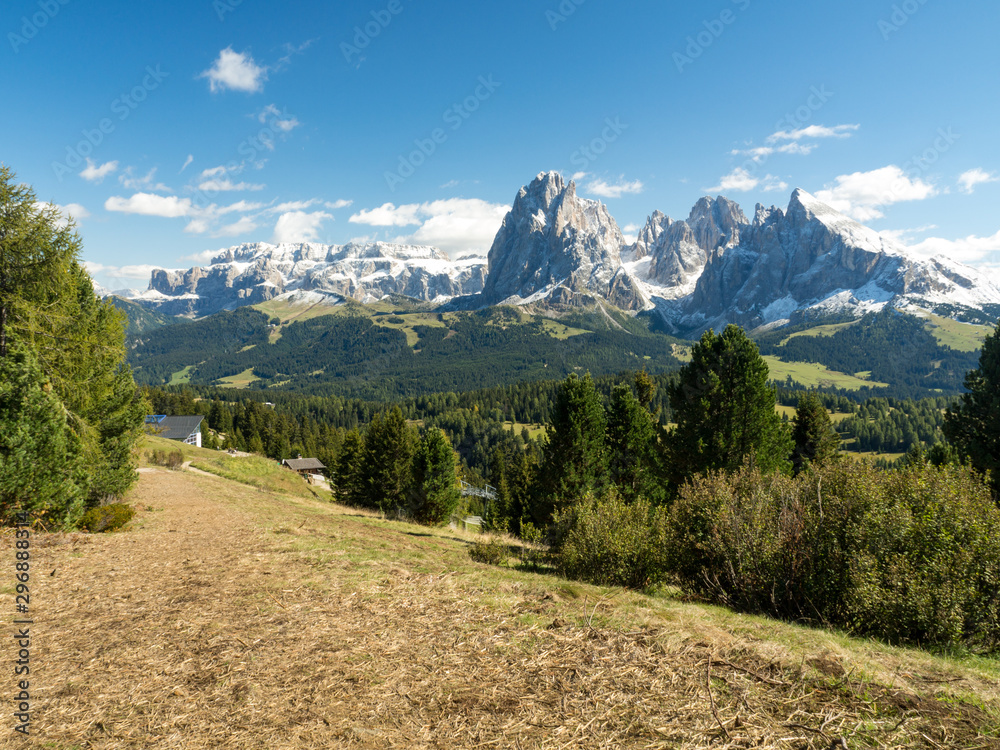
[5,0,1000,290]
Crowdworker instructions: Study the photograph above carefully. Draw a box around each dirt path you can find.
[5,468,999,749]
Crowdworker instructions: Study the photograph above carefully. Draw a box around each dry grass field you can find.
[3,451,999,749]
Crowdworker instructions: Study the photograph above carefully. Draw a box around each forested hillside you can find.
[129,305,684,398]
[756,309,980,395]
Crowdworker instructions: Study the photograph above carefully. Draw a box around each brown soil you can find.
[4,468,999,749]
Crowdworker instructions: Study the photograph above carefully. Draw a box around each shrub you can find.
[554,489,670,589]
[80,503,135,533]
[146,449,184,469]
[666,461,1000,651]
[468,536,508,566]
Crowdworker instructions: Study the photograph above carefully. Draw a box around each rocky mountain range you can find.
[122,171,1000,334]
[128,241,486,317]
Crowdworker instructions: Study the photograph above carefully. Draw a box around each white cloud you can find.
[197,178,266,192]
[325,199,353,210]
[732,143,816,161]
[181,249,222,264]
[79,159,119,183]
[768,124,860,142]
[705,168,787,194]
[440,180,460,189]
[200,47,267,93]
[183,219,211,234]
[268,199,321,214]
[272,210,332,243]
[351,199,508,255]
[584,178,644,199]
[349,203,423,227]
[82,262,176,283]
[119,167,170,192]
[199,165,229,179]
[258,104,300,132]
[105,193,193,218]
[216,216,260,237]
[814,165,937,221]
[217,200,266,215]
[905,230,1000,265]
[404,199,509,256]
[958,168,999,195]
[180,154,194,173]
[570,172,588,181]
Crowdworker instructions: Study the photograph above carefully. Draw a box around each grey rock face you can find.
[136,241,486,316]
[481,172,644,310]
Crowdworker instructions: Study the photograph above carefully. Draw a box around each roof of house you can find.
[146,416,204,440]
[283,458,326,471]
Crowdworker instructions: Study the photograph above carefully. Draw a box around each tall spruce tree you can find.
[0,344,86,526]
[0,167,145,519]
[667,325,791,486]
[535,373,607,524]
[790,392,841,474]
[606,383,664,503]
[358,406,415,513]
[410,428,460,524]
[943,321,1000,495]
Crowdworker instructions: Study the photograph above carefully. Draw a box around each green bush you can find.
[80,503,135,533]
[146,449,184,469]
[468,536,508,566]
[554,489,670,589]
[667,461,1000,651]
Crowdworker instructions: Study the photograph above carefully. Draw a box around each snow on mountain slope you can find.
[128,241,487,316]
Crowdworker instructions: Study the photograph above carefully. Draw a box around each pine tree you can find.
[606,383,664,503]
[358,406,415,513]
[0,343,86,526]
[943,321,1000,495]
[410,428,460,524]
[666,325,792,486]
[0,167,145,514]
[535,373,608,524]
[790,392,841,474]
[333,430,363,504]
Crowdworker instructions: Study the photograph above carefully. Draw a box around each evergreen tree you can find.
[535,373,608,524]
[943,321,1000,495]
[0,344,86,526]
[667,325,792,486]
[790,392,841,474]
[410,428,460,524]
[333,429,363,504]
[358,406,415,513]
[606,383,664,503]
[0,167,145,514]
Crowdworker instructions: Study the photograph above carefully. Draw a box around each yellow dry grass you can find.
[2,466,998,749]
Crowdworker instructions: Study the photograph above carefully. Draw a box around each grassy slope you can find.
[764,356,890,390]
[83,437,996,748]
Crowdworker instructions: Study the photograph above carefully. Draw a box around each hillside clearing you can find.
[764,356,890,390]
[6,450,999,748]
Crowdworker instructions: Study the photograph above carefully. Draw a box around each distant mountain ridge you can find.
[120,171,1000,333]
